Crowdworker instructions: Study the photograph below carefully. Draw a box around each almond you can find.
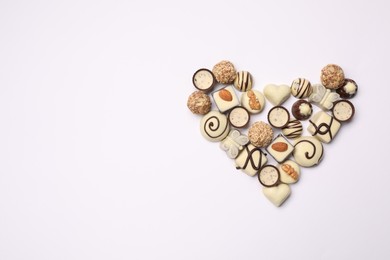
[247,90,261,110]
[219,89,233,101]
[271,142,288,152]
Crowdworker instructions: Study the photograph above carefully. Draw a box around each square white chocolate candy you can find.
[212,86,240,113]
[235,144,267,177]
[308,111,341,143]
[266,134,294,163]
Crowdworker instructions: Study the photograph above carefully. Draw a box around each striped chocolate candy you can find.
[282,119,303,139]
[291,78,312,98]
[234,71,253,92]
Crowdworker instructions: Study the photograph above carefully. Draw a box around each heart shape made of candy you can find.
[263,84,291,106]
[262,184,291,207]
[188,61,357,207]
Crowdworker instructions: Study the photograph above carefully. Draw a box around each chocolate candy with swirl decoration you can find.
[293,136,324,167]
[200,111,230,142]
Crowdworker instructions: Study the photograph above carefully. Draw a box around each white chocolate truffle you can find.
[308,111,341,143]
[279,160,300,184]
[263,184,291,207]
[263,84,291,106]
[235,144,267,177]
[200,111,230,142]
[293,136,324,167]
[212,86,240,113]
[241,90,265,114]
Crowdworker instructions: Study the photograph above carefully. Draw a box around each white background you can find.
[1,0,390,259]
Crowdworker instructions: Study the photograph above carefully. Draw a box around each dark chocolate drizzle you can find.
[309,116,334,140]
[236,145,266,172]
[294,140,316,160]
[294,139,324,164]
[204,115,228,139]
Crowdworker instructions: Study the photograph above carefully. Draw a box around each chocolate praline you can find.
[336,78,358,99]
[292,100,313,120]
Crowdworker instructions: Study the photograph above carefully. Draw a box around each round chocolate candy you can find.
[321,64,345,90]
[212,60,237,84]
[292,100,313,120]
[336,78,358,99]
[200,111,230,142]
[187,90,212,115]
[241,90,265,114]
[293,136,324,167]
[248,121,274,148]
[258,165,280,187]
[282,120,303,139]
[332,100,355,122]
[279,160,300,184]
[192,68,216,92]
[267,106,290,128]
[234,71,253,92]
[228,106,250,128]
[291,78,312,99]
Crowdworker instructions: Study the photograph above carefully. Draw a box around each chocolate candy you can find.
[212,86,240,113]
[258,165,280,187]
[321,64,345,89]
[263,184,291,207]
[241,90,265,114]
[220,130,249,159]
[212,60,237,84]
[308,111,341,143]
[263,84,291,106]
[266,134,294,163]
[332,100,355,122]
[282,120,303,139]
[235,144,268,177]
[279,160,300,184]
[267,106,290,128]
[248,121,274,148]
[308,84,340,110]
[192,68,216,92]
[291,78,312,98]
[292,100,313,120]
[293,136,324,167]
[234,71,253,92]
[200,111,230,142]
[187,90,212,115]
[336,79,358,99]
[228,106,250,128]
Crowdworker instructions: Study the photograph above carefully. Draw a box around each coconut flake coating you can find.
[187,91,211,115]
[248,121,274,147]
[212,60,237,84]
[321,64,345,89]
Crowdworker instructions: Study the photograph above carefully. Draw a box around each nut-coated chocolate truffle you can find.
[321,64,345,90]
[212,60,237,84]
[187,90,212,115]
[248,121,274,148]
